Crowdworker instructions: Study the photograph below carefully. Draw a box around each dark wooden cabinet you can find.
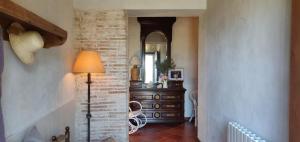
[130,87,186,123]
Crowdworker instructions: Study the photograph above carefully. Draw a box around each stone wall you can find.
[74,10,128,142]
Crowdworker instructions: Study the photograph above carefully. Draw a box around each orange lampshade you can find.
[73,50,105,73]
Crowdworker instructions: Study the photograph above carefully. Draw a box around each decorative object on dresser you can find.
[130,56,141,80]
[168,68,184,81]
[130,86,186,123]
[73,50,105,142]
[158,72,170,89]
[51,127,70,142]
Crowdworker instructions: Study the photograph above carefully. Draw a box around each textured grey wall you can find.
[198,0,291,142]
[2,0,76,141]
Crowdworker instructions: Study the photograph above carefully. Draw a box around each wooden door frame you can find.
[290,0,300,141]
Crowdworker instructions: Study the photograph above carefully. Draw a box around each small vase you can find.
[131,65,140,80]
[163,80,168,88]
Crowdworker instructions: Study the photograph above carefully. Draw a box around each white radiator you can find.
[227,122,267,142]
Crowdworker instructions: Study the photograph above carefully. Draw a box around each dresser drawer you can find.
[143,111,183,119]
[130,91,154,100]
[129,88,186,123]
[161,111,182,118]
[140,102,182,110]
[160,94,182,100]
[131,91,183,101]
[140,102,154,109]
[158,92,183,100]
[161,103,182,109]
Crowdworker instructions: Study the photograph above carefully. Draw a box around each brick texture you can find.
[74,10,128,142]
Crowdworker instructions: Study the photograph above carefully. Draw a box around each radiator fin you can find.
[227,122,267,142]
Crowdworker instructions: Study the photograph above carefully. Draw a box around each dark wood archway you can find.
[137,17,176,81]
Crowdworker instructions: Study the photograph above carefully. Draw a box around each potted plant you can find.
[156,59,176,88]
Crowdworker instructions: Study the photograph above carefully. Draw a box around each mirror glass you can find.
[144,31,168,83]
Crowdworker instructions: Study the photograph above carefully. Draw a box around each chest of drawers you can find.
[129,87,186,123]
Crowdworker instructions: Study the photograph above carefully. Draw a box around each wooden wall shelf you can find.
[0,0,67,48]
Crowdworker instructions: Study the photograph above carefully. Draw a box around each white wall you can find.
[2,0,76,141]
[172,18,198,117]
[128,18,141,62]
[198,0,291,142]
[74,0,206,10]
[128,17,198,117]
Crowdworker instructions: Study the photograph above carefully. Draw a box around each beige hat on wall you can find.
[8,23,44,65]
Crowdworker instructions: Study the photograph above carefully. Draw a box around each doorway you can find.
[128,16,199,141]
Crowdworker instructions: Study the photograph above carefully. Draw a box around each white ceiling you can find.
[73,0,207,12]
[127,9,204,17]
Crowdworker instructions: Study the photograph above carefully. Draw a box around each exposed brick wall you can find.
[74,10,128,142]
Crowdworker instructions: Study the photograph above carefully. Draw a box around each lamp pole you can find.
[86,73,92,142]
[73,51,104,142]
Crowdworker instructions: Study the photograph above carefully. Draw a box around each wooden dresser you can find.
[129,82,186,123]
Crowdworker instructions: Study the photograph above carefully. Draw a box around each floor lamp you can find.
[73,50,105,142]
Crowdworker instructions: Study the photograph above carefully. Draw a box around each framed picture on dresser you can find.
[168,68,184,80]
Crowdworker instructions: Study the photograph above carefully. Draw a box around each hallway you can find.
[129,122,198,142]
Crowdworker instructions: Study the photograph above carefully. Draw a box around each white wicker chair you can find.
[189,90,198,127]
[129,101,147,134]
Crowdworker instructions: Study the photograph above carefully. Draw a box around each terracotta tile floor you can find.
[129,122,198,142]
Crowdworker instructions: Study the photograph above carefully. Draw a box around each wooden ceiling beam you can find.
[0,0,67,48]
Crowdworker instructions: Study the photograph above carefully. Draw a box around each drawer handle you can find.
[135,96,153,100]
[143,104,153,109]
[166,105,176,108]
[165,96,176,99]
[154,104,160,109]
[154,94,160,100]
[166,113,176,117]
[154,112,160,118]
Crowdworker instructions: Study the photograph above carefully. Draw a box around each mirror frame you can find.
[138,17,176,83]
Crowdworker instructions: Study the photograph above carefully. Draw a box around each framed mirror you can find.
[138,17,176,83]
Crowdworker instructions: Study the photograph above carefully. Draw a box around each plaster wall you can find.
[197,0,291,142]
[128,17,198,117]
[2,0,76,141]
[172,18,198,117]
